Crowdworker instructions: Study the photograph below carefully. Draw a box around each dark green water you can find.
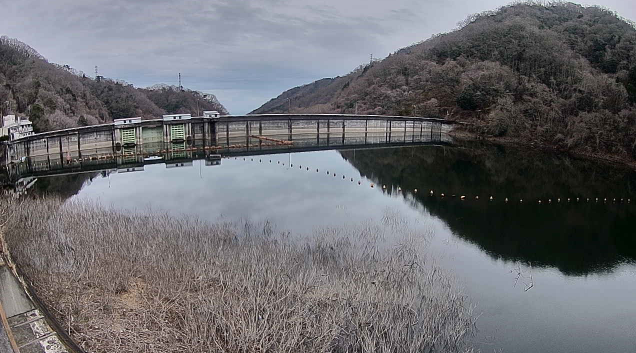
[27,141,636,352]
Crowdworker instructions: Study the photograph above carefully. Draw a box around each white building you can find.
[203,110,220,118]
[162,113,191,121]
[1,115,34,141]
[114,117,142,125]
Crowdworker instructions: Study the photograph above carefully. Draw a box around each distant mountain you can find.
[252,2,636,161]
[252,78,340,114]
[0,36,228,133]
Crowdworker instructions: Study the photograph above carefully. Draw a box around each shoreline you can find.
[449,129,636,171]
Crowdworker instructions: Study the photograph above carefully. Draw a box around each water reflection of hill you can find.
[32,173,97,198]
[341,142,636,276]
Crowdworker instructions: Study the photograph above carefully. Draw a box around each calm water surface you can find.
[35,143,636,353]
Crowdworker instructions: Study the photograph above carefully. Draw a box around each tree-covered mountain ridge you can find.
[252,2,636,161]
[0,36,228,133]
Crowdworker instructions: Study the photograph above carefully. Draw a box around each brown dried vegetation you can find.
[0,197,474,353]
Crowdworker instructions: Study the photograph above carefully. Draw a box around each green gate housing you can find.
[170,124,185,141]
[121,128,136,145]
[170,142,186,159]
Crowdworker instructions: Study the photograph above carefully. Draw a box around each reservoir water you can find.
[29,141,636,352]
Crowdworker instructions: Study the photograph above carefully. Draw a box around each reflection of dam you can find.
[2,114,455,184]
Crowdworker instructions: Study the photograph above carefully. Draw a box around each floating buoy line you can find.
[22,142,633,208]
[19,152,634,207]
[228,156,634,206]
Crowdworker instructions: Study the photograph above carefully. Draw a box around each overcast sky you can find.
[1,0,634,114]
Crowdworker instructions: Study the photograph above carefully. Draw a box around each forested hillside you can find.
[252,2,636,161]
[0,36,228,132]
[141,84,229,116]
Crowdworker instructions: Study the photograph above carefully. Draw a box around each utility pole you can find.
[287,98,291,113]
[370,54,373,65]
[178,73,182,91]
[355,102,358,115]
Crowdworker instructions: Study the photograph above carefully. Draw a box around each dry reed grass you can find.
[0,196,474,353]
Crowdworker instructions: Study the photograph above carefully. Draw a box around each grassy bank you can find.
[0,197,474,353]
